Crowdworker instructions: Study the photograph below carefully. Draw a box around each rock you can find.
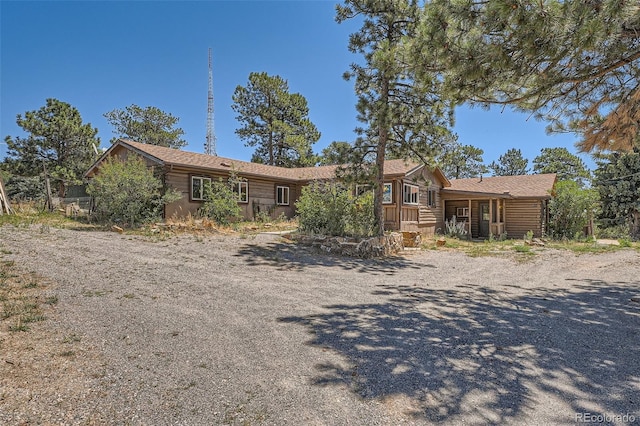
[402,231,422,248]
[525,238,545,247]
[111,225,124,234]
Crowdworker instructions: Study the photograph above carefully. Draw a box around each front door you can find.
[479,202,490,237]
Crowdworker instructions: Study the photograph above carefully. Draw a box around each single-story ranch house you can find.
[85,139,556,238]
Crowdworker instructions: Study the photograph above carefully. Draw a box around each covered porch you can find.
[441,195,510,239]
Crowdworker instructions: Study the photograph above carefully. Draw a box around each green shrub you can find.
[618,237,632,247]
[595,223,631,239]
[4,175,46,202]
[346,191,375,238]
[444,216,468,239]
[295,182,375,238]
[524,230,534,242]
[548,180,599,240]
[198,177,242,225]
[87,155,180,227]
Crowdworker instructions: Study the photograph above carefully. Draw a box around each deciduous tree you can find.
[86,155,180,227]
[104,105,186,149]
[548,180,599,239]
[232,72,320,167]
[3,98,99,197]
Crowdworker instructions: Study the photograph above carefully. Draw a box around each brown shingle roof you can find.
[89,139,427,182]
[442,174,557,199]
[116,139,303,181]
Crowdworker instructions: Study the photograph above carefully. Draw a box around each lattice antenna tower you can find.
[205,47,217,155]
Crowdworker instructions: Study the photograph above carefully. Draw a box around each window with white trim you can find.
[191,176,211,201]
[456,207,469,217]
[382,183,393,204]
[234,181,248,203]
[403,183,419,205]
[276,186,289,205]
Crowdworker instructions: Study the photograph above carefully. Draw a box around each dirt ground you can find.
[0,225,639,425]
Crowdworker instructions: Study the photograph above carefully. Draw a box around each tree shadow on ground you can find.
[235,240,433,275]
[279,279,640,424]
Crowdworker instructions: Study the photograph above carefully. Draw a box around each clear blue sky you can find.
[0,0,595,172]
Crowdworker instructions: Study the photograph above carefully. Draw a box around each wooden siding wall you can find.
[418,183,443,236]
[383,179,401,231]
[110,145,160,169]
[384,206,398,230]
[401,168,444,236]
[505,199,545,238]
[164,170,195,218]
[163,168,298,220]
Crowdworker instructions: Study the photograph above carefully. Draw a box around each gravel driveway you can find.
[1,225,639,425]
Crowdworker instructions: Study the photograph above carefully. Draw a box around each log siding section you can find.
[396,168,445,236]
[504,199,547,238]
[164,167,300,220]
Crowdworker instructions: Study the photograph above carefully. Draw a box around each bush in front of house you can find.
[198,177,242,225]
[295,181,375,238]
[347,190,375,238]
[444,216,468,239]
[548,180,599,239]
[87,155,180,227]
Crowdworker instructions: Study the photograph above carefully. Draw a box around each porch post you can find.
[503,200,507,235]
[397,180,401,230]
[468,198,472,240]
[489,198,493,236]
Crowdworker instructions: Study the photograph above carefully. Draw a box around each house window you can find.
[456,207,469,218]
[276,186,289,205]
[234,181,248,203]
[403,183,419,205]
[427,189,436,207]
[382,183,393,204]
[191,176,211,201]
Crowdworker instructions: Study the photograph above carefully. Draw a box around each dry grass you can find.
[421,235,639,258]
[0,244,106,424]
[0,257,50,333]
[148,213,298,238]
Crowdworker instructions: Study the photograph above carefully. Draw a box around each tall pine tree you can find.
[232,72,320,167]
[413,0,640,152]
[4,98,99,197]
[337,0,455,236]
[104,105,187,149]
[594,148,640,240]
[489,148,529,176]
[437,143,487,179]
